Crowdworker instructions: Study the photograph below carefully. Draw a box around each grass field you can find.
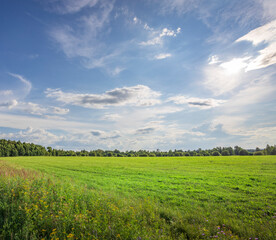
[1,156,276,239]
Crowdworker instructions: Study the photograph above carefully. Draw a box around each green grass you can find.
[1,156,276,239]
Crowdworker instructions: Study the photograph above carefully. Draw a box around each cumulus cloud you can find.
[140,27,181,46]
[154,53,172,60]
[0,100,18,109]
[90,129,121,140]
[45,85,161,109]
[168,96,226,109]
[0,127,63,146]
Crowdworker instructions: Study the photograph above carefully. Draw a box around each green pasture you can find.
[1,155,276,239]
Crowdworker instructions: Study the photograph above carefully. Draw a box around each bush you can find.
[239,149,249,155]
[253,151,264,155]
[212,151,221,156]
[221,150,230,156]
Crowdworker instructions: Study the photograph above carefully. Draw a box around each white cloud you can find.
[50,1,115,69]
[140,27,181,46]
[236,19,276,71]
[0,100,69,117]
[45,85,161,109]
[203,64,245,96]
[154,53,172,60]
[204,21,276,95]
[258,0,276,21]
[237,19,276,45]
[211,115,248,136]
[0,112,99,132]
[157,0,201,15]
[0,127,63,146]
[245,42,276,71]
[208,55,220,65]
[8,73,32,97]
[0,100,18,109]
[110,67,125,76]
[136,127,155,135]
[101,114,121,121]
[133,16,139,24]
[209,71,276,145]
[47,0,99,14]
[220,74,276,114]
[144,23,153,31]
[220,57,250,75]
[168,96,226,109]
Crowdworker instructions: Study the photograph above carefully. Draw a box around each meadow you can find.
[0,156,276,239]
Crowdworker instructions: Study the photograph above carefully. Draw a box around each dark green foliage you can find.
[212,151,221,156]
[1,139,276,157]
[221,150,230,156]
[0,139,48,157]
[239,149,249,155]
[254,151,264,155]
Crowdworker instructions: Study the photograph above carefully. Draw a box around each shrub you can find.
[221,150,230,156]
[253,151,264,155]
[239,149,249,155]
[212,151,221,156]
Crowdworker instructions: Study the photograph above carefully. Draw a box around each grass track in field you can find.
[1,156,276,239]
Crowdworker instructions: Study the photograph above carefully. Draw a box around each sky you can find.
[0,0,276,151]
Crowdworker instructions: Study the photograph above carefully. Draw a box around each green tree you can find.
[239,149,249,155]
[212,151,221,156]
[221,150,230,156]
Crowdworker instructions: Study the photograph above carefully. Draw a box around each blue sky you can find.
[1,0,276,151]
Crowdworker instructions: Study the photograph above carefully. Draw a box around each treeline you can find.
[1,139,276,157]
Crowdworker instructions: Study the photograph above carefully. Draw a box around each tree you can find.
[212,151,221,156]
[234,146,242,155]
[239,149,248,155]
[254,151,264,155]
[221,150,230,156]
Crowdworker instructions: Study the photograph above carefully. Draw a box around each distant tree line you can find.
[0,139,276,157]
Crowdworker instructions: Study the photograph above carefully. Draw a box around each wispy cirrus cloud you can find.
[155,0,201,15]
[0,100,69,117]
[45,85,161,109]
[258,0,276,21]
[7,73,32,98]
[50,1,116,69]
[45,0,99,14]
